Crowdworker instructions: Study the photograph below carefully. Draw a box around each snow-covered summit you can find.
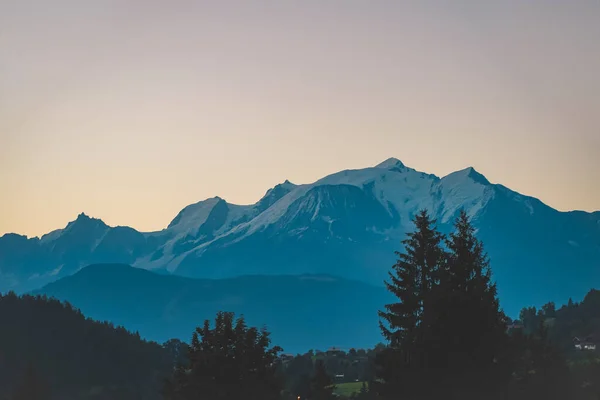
[436,167,495,222]
[35,158,498,264]
[167,197,223,231]
[375,157,406,169]
[443,167,491,186]
[154,158,494,256]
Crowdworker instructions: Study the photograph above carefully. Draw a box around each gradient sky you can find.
[1,0,599,237]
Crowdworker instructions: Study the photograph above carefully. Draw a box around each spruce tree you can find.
[435,209,508,398]
[375,209,445,398]
[378,210,445,350]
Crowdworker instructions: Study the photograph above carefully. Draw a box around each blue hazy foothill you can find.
[34,263,394,353]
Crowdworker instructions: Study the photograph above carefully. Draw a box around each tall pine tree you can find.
[375,210,445,398]
[433,209,508,398]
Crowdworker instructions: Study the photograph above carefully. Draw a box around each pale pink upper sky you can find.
[1,0,599,237]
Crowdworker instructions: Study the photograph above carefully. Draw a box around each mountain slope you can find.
[0,291,170,399]
[0,213,155,292]
[2,157,599,316]
[35,263,394,353]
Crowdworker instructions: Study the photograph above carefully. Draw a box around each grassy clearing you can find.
[333,381,364,397]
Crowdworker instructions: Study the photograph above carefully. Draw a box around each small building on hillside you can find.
[574,336,597,351]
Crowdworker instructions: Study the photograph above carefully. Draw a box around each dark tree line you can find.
[516,289,600,398]
[520,289,600,353]
[163,311,283,400]
[280,347,380,392]
[0,293,171,399]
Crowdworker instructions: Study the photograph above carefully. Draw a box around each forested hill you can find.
[520,288,600,353]
[0,292,171,400]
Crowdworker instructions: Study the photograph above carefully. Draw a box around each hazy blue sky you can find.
[1,0,599,237]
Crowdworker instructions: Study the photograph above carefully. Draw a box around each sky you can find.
[1,0,599,237]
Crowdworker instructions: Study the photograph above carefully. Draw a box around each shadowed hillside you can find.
[35,263,394,353]
[0,292,171,399]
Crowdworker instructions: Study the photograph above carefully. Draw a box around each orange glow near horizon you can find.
[1,1,599,237]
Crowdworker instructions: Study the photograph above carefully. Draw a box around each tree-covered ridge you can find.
[520,289,600,352]
[514,289,600,398]
[0,293,171,399]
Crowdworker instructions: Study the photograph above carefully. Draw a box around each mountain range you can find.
[2,157,599,318]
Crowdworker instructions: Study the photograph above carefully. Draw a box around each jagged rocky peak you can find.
[257,180,298,212]
[272,179,297,192]
[65,212,107,229]
[73,212,103,223]
[30,212,112,246]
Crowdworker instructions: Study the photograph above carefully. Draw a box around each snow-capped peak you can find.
[375,157,405,170]
[443,167,490,186]
[437,167,494,222]
[167,197,223,231]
